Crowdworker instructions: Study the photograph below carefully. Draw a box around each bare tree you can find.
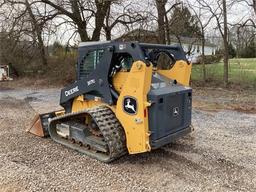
[155,0,167,44]
[103,2,145,40]
[154,0,181,44]
[40,0,111,41]
[0,1,36,66]
[2,0,58,66]
[253,0,256,13]
[187,1,214,83]
[232,0,256,15]
[197,0,230,87]
[25,0,47,65]
[222,0,229,87]
[228,0,256,59]
[230,0,256,29]
[24,1,57,66]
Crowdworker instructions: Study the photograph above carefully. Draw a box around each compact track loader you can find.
[28,41,193,162]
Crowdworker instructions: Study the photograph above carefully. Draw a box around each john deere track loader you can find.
[28,41,192,162]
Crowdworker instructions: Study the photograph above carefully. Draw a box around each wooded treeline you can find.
[0,0,255,86]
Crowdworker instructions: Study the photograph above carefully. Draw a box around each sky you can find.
[43,0,255,46]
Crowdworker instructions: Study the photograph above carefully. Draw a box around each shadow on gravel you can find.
[113,135,196,164]
[113,133,246,176]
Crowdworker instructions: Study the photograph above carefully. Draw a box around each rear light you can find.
[144,109,147,118]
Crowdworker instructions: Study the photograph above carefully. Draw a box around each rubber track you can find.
[48,106,127,162]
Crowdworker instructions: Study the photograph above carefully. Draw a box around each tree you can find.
[0,1,40,67]
[229,0,256,58]
[168,6,201,38]
[103,1,145,40]
[155,0,167,44]
[154,0,181,44]
[40,0,111,41]
[240,36,256,57]
[24,0,57,66]
[187,0,214,83]
[233,0,256,15]
[197,0,230,87]
[52,41,64,56]
[228,43,236,58]
[2,0,57,66]
[40,0,146,42]
[223,0,229,87]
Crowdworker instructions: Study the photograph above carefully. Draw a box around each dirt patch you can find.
[193,100,225,112]
[193,100,256,114]
[231,105,256,114]
[193,87,256,113]
[0,77,62,90]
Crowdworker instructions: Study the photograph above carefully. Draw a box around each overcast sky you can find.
[46,0,255,46]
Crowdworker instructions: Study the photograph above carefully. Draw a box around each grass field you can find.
[191,58,256,87]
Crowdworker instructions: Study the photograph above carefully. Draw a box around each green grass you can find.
[191,58,256,86]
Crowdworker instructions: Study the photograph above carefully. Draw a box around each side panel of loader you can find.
[116,61,152,154]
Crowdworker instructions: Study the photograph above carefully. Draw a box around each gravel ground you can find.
[0,87,255,192]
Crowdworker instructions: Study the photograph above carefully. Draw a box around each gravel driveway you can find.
[0,87,255,192]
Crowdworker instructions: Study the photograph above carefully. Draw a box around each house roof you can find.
[116,29,216,47]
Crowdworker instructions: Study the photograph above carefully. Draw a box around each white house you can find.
[168,35,217,63]
[117,29,217,63]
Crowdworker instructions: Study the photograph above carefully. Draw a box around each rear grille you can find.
[148,87,192,148]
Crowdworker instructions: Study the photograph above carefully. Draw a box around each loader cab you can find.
[78,48,105,80]
[77,41,189,81]
[77,42,136,80]
[111,53,134,72]
[72,41,191,104]
[62,41,191,107]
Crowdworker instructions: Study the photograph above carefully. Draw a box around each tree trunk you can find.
[223,0,229,87]
[156,0,167,44]
[70,1,90,42]
[25,0,47,66]
[77,22,90,41]
[236,28,240,58]
[37,31,47,66]
[201,33,206,83]
[164,12,170,44]
[104,4,111,41]
[92,1,111,41]
[105,29,111,40]
[253,0,256,14]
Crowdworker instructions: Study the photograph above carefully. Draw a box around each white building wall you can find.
[181,43,217,56]
[176,43,217,64]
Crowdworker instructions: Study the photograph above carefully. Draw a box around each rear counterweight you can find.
[148,85,192,149]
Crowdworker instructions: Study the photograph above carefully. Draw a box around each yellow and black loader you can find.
[28,41,192,162]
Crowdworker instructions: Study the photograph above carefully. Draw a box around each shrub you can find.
[195,54,222,64]
[240,41,256,58]
[228,43,236,58]
[45,54,77,84]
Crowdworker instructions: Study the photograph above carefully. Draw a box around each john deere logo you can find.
[173,107,179,117]
[123,97,137,115]
[65,86,79,97]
